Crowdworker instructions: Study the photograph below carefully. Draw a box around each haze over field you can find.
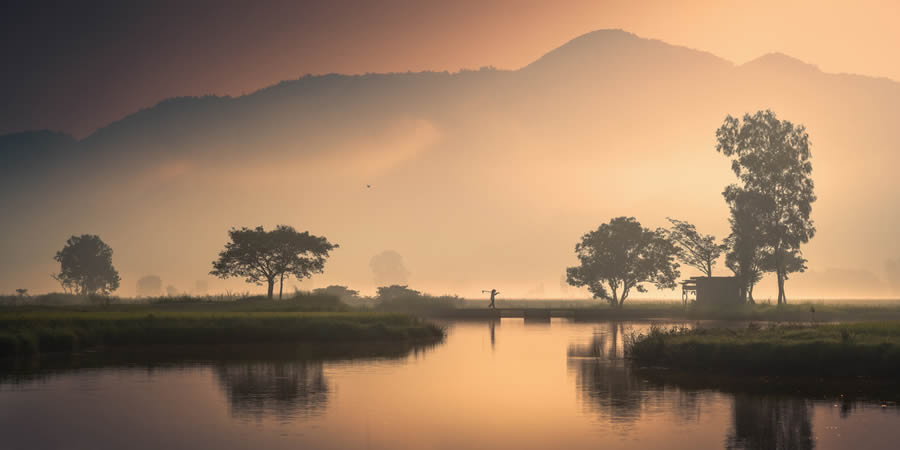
[3,25,900,298]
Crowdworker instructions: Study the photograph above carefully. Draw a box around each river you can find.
[0,319,898,449]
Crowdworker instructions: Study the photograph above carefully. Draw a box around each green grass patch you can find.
[627,322,900,377]
[0,311,444,358]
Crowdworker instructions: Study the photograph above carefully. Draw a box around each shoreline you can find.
[627,322,900,377]
[0,311,445,358]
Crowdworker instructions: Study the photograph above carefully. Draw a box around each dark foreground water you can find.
[1,320,899,450]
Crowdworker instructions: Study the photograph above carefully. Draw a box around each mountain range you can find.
[3,29,900,298]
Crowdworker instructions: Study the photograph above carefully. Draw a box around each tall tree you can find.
[716,110,816,304]
[53,234,121,295]
[566,217,680,308]
[210,225,337,299]
[665,217,726,277]
[723,188,771,303]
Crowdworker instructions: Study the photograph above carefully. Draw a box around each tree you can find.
[375,285,421,301]
[136,275,163,297]
[566,217,680,308]
[665,217,726,277]
[723,188,771,303]
[53,234,121,295]
[717,110,816,304]
[312,285,361,302]
[210,225,337,299]
[370,250,410,286]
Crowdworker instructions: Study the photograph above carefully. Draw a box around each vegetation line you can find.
[627,322,900,377]
[0,311,444,358]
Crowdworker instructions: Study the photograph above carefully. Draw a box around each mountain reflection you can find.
[214,360,328,421]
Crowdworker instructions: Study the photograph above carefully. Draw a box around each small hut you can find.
[681,276,741,306]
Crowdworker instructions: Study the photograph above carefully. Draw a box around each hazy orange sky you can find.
[3,0,900,137]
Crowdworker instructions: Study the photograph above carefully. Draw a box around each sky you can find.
[3,0,900,138]
[4,1,900,299]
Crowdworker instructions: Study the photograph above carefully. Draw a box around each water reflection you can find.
[0,321,898,450]
[567,322,702,426]
[567,321,830,449]
[727,394,813,450]
[214,360,328,421]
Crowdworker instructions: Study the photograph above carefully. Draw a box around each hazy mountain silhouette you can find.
[3,29,899,297]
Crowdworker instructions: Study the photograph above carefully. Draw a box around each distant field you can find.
[628,322,900,377]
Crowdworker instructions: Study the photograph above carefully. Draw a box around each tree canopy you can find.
[717,110,816,304]
[723,188,772,303]
[53,234,121,296]
[566,217,680,307]
[210,225,337,299]
[313,285,361,302]
[665,217,725,277]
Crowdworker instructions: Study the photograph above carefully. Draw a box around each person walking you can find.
[482,289,500,309]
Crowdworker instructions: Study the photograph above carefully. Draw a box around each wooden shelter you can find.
[681,276,741,306]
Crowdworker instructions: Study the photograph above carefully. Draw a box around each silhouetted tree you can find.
[717,110,816,304]
[52,234,120,295]
[566,217,680,307]
[376,285,421,301]
[312,285,361,302]
[724,188,771,303]
[136,275,163,297]
[165,285,179,296]
[665,217,726,277]
[370,250,410,286]
[210,225,337,299]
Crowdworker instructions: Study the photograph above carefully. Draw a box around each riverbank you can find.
[627,322,900,377]
[0,311,444,357]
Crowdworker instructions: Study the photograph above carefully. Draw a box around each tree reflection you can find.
[568,323,816,448]
[214,360,328,421]
[727,394,813,450]
[568,322,702,425]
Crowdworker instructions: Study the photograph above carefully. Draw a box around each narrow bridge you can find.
[432,307,683,320]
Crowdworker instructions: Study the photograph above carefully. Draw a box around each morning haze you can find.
[3,27,900,299]
[6,4,900,450]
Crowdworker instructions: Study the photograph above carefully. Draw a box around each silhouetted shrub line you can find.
[0,312,444,357]
[626,323,900,377]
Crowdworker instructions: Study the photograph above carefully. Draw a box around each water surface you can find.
[1,320,898,449]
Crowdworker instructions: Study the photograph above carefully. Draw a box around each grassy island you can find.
[628,322,900,377]
[0,310,444,357]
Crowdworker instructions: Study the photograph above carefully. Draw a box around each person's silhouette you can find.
[482,289,500,309]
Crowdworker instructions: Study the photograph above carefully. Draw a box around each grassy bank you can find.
[0,311,444,358]
[628,322,900,377]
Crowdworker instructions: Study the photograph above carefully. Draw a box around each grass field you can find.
[0,310,444,357]
[627,322,900,377]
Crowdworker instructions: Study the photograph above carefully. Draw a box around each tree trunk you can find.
[267,279,275,299]
[748,283,756,304]
[776,270,786,304]
[278,273,284,300]
[609,283,619,308]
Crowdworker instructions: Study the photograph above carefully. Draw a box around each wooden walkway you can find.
[432,307,683,320]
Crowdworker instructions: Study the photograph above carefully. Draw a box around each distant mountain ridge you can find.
[2,29,900,298]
